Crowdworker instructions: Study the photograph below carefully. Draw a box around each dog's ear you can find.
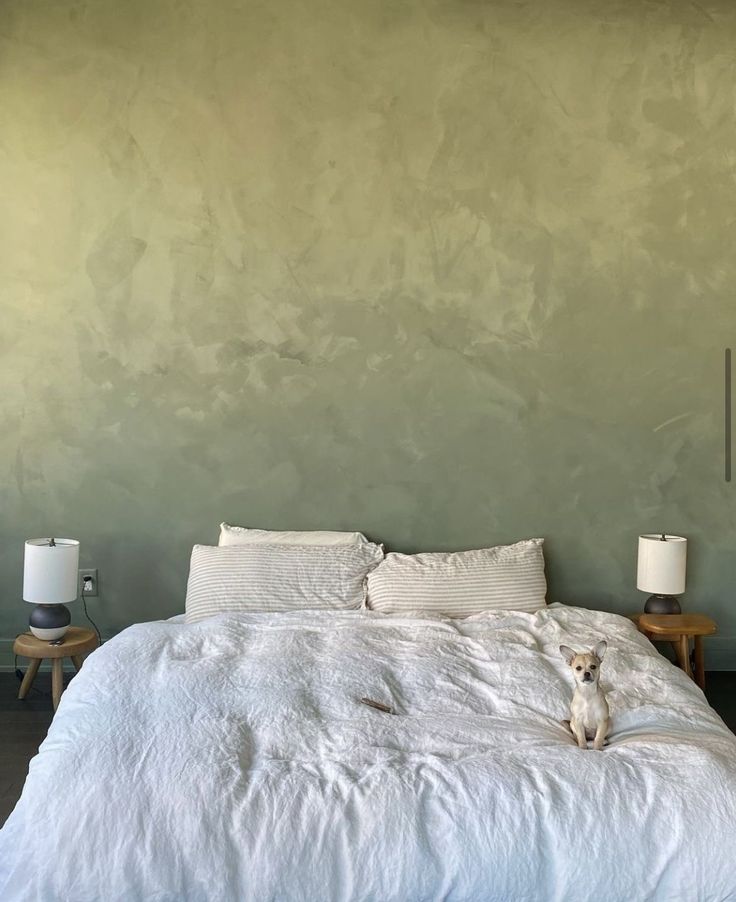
[559,645,576,665]
[593,640,607,661]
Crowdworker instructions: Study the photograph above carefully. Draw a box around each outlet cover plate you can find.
[79,568,98,597]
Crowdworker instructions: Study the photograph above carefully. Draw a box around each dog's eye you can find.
[575,665,582,671]
[590,665,597,670]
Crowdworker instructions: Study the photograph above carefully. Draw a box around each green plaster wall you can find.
[2,0,735,665]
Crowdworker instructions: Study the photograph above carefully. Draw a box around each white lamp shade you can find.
[23,538,80,605]
[636,534,687,596]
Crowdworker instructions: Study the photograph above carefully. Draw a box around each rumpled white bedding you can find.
[1,604,735,902]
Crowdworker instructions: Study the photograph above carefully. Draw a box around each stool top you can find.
[13,627,99,659]
[638,613,717,637]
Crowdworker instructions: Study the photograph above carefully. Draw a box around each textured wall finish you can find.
[1,0,735,665]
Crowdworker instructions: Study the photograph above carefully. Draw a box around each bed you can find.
[1,603,735,901]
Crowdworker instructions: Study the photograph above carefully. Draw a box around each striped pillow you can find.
[185,543,384,624]
[218,522,371,546]
[366,539,547,617]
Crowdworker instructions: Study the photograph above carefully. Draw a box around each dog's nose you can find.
[583,672,591,680]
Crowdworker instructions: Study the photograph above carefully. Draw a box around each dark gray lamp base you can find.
[28,604,71,641]
[643,594,681,615]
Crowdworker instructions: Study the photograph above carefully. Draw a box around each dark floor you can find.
[1,671,735,827]
[0,670,70,826]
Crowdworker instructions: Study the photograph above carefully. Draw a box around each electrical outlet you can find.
[79,568,98,597]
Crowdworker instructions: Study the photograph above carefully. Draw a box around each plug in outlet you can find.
[79,568,98,597]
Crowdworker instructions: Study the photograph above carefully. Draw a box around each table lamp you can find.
[23,538,80,641]
[637,533,687,614]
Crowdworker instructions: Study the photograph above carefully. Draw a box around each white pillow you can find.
[366,539,547,617]
[185,542,384,623]
[218,522,370,546]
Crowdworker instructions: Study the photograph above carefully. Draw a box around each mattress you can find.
[1,604,735,901]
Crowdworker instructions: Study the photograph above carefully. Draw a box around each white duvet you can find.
[1,604,735,901]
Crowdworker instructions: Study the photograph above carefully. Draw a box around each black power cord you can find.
[81,587,103,646]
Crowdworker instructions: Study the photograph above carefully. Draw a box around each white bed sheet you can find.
[1,604,735,901]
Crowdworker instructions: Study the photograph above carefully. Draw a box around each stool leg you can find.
[71,655,83,673]
[51,659,64,711]
[694,636,706,690]
[18,658,42,700]
[678,635,692,679]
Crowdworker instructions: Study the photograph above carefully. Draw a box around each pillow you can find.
[218,522,370,546]
[185,542,384,623]
[366,538,547,617]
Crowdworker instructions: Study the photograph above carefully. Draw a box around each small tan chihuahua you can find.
[560,641,610,751]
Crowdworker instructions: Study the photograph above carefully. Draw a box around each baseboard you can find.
[694,638,736,671]
[1,637,19,670]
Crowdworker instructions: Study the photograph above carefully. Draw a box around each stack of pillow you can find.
[185,524,548,624]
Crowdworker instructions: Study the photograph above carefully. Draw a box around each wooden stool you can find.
[14,627,99,711]
[637,614,717,690]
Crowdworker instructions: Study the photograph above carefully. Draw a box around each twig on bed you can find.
[360,697,398,715]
